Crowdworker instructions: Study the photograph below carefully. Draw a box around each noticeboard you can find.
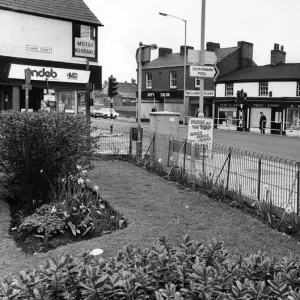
[187,118,214,147]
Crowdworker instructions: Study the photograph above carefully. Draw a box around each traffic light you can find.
[108,76,118,98]
[237,89,247,105]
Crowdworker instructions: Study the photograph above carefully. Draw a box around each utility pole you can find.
[85,82,91,124]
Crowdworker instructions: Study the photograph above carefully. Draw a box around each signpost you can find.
[189,65,219,79]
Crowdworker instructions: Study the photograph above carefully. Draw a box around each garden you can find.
[1,111,300,299]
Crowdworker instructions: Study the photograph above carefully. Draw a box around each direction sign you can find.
[190,65,219,78]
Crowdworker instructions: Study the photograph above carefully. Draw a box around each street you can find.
[92,117,300,162]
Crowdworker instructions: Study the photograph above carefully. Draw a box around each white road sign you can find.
[190,65,219,78]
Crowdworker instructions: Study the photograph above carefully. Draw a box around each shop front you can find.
[0,55,101,114]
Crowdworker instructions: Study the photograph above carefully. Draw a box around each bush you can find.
[0,111,99,209]
[1,235,300,299]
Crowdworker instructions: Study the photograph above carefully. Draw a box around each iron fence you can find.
[94,126,300,215]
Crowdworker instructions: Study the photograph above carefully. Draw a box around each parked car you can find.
[90,107,102,117]
[97,108,119,119]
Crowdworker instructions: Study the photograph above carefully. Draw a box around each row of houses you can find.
[131,41,300,137]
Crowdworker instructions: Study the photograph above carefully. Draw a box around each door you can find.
[271,108,282,135]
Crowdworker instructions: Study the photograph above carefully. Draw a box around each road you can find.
[92,117,300,162]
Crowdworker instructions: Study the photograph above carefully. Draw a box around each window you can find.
[146,73,152,89]
[170,71,177,88]
[225,83,234,96]
[297,82,300,96]
[259,82,268,96]
[195,78,200,87]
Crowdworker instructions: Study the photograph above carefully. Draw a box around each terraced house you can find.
[0,0,102,113]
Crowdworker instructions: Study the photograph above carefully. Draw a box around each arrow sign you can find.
[190,65,219,78]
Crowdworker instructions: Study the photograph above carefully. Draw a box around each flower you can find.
[93,185,99,192]
[99,204,105,209]
[82,170,88,174]
[158,158,162,163]
[86,179,90,183]
[61,178,66,183]
[76,165,82,170]
[40,169,43,174]
[50,206,57,214]
[78,177,84,185]
[285,204,293,214]
[90,248,104,256]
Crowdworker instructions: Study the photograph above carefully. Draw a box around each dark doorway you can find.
[270,108,282,135]
[20,87,43,111]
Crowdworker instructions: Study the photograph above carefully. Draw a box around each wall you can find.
[0,10,96,65]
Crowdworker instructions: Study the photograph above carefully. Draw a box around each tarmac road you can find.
[92,117,300,162]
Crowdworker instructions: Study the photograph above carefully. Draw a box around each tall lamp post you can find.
[159,12,187,123]
[137,42,157,156]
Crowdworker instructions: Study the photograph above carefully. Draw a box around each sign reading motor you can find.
[74,38,96,58]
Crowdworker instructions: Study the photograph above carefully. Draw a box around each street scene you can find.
[1,0,300,298]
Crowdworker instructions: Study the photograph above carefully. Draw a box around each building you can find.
[138,41,256,123]
[95,79,137,117]
[0,0,103,113]
[214,43,300,136]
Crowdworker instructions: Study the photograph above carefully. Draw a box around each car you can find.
[97,108,120,119]
[90,107,102,117]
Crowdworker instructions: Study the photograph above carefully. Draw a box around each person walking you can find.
[259,112,267,134]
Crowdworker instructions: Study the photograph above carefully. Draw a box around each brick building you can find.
[0,0,102,113]
[138,41,256,123]
[214,44,300,136]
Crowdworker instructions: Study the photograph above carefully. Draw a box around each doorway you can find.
[20,87,43,111]
[271,108,282,135]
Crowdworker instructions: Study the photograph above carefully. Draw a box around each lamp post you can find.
[159,12,187,123]
[137,42,157,156]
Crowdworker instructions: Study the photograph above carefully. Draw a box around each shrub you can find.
[1,235,300,299]
[0,111,99,210]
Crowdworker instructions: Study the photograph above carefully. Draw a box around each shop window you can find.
[58,91,75,112]
[297,82,300,96]
[146,73,152,89]
[259,82,268,96]
[73,23,97,60]
[195,78,200,87]
[225,83,234,96]
[287,108,300,130]
[170,71,177,88]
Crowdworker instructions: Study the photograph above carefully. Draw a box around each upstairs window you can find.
[146,73,152,89]
[297,82,300,96]
[259,82,268,96]
[170,71,177,88]
[225,83,234,96]
[195,78,200,87]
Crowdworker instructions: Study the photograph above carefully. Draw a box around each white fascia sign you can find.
[8,64,90,83]
[185,90,215,97]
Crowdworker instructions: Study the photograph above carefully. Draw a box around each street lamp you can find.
[137,42,157,156]
[159,12,187,123]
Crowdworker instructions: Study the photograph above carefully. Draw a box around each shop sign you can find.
[288,104,300,108]
[141,90,183,99]
[188,118,214,146]
[252,103,280,108]
[26,45,52,53]
[8,64,90,83]
[74,38,96,58]
[185,90,215,97]
[219,103,238,107]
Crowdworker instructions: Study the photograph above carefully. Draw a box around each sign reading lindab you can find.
[8,64,90,83]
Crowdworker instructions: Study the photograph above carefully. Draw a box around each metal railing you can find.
[94,126,300,214]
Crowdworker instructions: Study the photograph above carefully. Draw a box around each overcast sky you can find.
[84,0,300,83]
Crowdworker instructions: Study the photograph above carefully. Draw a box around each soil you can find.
[9,197,127,255]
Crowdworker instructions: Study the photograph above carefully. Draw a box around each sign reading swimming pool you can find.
[188,118,214,146]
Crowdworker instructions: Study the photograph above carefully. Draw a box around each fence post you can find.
[226,147,232,190]
[183,139,187,171]
[129,128,132,155]
[297,162,300,215]
[257,158,262,201]
[152,133,156,162]
[202,145,205,176]
[167,139,171,167]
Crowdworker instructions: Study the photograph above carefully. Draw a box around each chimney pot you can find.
[281,45,284,51]
[180,45,194,55]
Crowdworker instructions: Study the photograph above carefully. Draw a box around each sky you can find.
[84,0,300,84]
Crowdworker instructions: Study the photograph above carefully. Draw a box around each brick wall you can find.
[0,10,94,65]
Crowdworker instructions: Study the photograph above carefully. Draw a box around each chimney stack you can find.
[180,45,194,56]
[271,43,286,65]
[206,42,220,52]
[158,47,172,58]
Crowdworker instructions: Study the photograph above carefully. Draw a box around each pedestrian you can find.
[259,112,267,134]
[151,105,157,112]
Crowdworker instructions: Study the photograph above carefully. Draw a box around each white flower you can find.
[263,184,269,191]
[50,206,57,214]
[82,170,88,174]
[86,179,90,183]
[169,156,174,162]
[61,178,66,183]
[158,158,162,163]
[285,204,293,214]
[185,206,190,209]
[40,169,43,174]
[99,204,105,209]
[78,177,84,185]
[76,165,82,170]
[93,185,99,192]
[90,248,103,256]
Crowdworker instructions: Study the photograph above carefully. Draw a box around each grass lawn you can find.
[1,157,300,280]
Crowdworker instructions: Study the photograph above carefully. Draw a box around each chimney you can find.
[158,47,172,58]
[271,43,286,65]
[238,41,253,68]
[180,45,194,55]
[206,42,220,52]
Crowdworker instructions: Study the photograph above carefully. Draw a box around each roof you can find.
[0,0,102,26]
[96,82,137,98]
[143,47,239,69]
[217,63,300,82]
